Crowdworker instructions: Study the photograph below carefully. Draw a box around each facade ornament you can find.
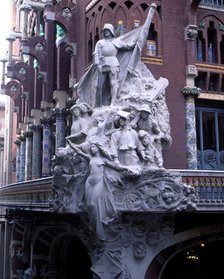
[185,24,198,40]
[65,42,76,56]
[219,21,224,31]
[37,71,47,82]
[62,7,72,20]
[35,42,44,52]
[199,20,205,28]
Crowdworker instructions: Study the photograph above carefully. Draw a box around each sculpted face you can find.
[142,134,150,146]
[119,117,127,127]
[90,143,99,155]
[140,111,149,119]
[104,29,113,38]
[73,107,81,117]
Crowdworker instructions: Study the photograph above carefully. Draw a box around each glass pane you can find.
[203,112,216,150]
[196,110,201,150]
[218,113,224,150]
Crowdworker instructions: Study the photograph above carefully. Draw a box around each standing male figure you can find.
[94,23,134,107]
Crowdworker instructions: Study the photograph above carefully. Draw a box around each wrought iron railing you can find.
[200,0,224,7]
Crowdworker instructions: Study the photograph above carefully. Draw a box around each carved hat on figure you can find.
[70,104,81,114]
[138,130,148,140]
[103,23,115,37]
[137,104,152,114]
[117,110,130,119]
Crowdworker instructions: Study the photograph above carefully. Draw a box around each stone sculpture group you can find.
[52,3,196,244]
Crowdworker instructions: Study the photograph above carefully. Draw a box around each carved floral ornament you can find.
[62,7,72,20]
[10,85,18,92]
[35,42,44,52]
[18,67,27,76]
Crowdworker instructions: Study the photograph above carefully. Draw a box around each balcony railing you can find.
[179,170,224,210]
[0,170,224,212]
[200,0,224,7]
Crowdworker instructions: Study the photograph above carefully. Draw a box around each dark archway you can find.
[161,239,224,279]
[55,234,93,279]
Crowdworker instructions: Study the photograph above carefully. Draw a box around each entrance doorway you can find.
[55,234,93,279]
[161,239,224,279]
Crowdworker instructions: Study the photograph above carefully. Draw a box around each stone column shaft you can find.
[41,118,53,177]
[31,124,42,179]
[53,108,67,150]
[14,140,21,183]
[182,86,201,169]
[19,137,26,182]
[24,131,33,181]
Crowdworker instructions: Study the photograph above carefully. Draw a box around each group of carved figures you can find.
[52,96,171,239]
[52,5,173,240]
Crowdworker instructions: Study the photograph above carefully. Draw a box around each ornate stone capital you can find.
[29,123,42,132]
[23,131,33,138]
[52,107,68,117]
[14,139,21,146]
[18,135,26,142]
[40,117,54,126]
[182,86,201,98]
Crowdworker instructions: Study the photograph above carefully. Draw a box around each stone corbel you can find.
[65,43,77,56]
[37,71,47,83]
[13,106,20,114]
[185,24,198,40]
[21,91,29,101]
[41,101,53,118]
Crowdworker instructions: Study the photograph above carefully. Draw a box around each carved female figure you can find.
[67,139,129,239]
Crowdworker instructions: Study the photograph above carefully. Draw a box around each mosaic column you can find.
[19,136,26,182]
[30,124,42,179]
[24,131,33,181]
[52,107,67,150]
[182,86,201,169]
[40,117,54,177]
[14,139,21,183]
